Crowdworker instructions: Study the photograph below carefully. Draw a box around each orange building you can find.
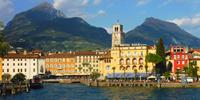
[45,53,76,76]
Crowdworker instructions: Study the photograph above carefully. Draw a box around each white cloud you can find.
[0,0,14,23]
[169,14,200,27]
[97,10,106,15]
[104,27,112,34]
[53,0,106,19]
[169,13,200,38]
[94,0,101,5]
[136,0,150,6]
[53,0,89,17]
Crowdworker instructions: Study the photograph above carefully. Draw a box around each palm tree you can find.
[112,67,116,79]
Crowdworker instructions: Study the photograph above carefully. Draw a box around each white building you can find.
[2,52,41,79]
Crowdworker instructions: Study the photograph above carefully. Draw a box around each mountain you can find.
[125,17,200,48]
[4,2,111,51]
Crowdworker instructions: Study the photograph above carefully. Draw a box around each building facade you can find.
[188,49,200,76]
[74,52,100,75]
[170,45,189,73]
[99,23,156,79]
[2,52,40,79]
[45,53,76,76]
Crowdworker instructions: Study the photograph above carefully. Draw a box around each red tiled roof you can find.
[4,53,40,59]
[45,53,75,58]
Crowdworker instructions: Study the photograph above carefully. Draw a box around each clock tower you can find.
[112,22,125,47]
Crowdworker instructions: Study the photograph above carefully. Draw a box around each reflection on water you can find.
[0,83,200,100]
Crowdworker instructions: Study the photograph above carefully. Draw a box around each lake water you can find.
[0,83,200,100]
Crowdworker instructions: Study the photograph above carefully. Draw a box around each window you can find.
[177,55,180,59]
[33,59,35,61]
[182,55,184,59]
[13,59,15,61]
[174,55,176,59]
[25,63,27,66]
[25,69,27,72]
[2,63,4,66]
[177,61,180,65]
[21,69,22,72]
[13,63,15,66]
[33,63,35,66]
[7,59,9,61]
[13,69,15,72]
[7,63,9,66]
[2,69,4,72]
[18,69,20,72]
[182,61,185,64]
[7,69,9,72]
[33,68,35,72]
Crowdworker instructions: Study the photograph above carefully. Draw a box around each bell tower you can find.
[112,21,124,47]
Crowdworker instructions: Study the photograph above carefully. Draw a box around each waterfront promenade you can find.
[41,78,200,88]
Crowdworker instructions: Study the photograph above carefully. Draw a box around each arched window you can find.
[132,58,137,65]
[120,66,124,70]
[126,58,130,65]
[139,65,143,70]
[126,66,130,70]
[120,58,124,65]
[139,58,143,64]
[132,65,136,70]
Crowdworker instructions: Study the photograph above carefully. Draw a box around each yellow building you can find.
[188,49,200,76]
[99,23,156,79]
[45,53,76,76]
[74,51,101,75]
[0,57,2,81]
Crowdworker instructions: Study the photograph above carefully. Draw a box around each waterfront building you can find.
[45,53,76,76]
[188,49,200,76]
[0,57,2,80]
[169,45,189,73]
[99,23,156,79]
[2,51,40,79]
[74,51,101,75]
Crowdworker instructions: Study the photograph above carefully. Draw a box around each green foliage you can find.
[0,21,4,29]
[146,53,163,64]
[2,73,11,83]
[176,69,180,79]
[11,73,26,84]
[90,72,100,81]
[163,72,170,80]
[156,38,165,59]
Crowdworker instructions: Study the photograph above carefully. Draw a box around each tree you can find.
[11,73,26,85]
[90,72,100,81]
[2,73,11,83]
[167,61,173,72]
[156,38,166,75]
[146,53,163,75]
[163,72,170,81]
[0,21,10,56]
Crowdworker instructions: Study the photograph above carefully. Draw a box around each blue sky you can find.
[0,0,200,38]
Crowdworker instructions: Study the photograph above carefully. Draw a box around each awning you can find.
[147,75,156,79]
[106,73,151,78]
